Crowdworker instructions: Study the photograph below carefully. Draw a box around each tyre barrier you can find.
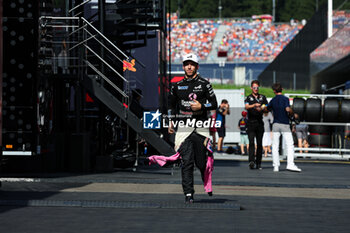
[292,98,305,121]
[308,125,333,148]
[308,125,333,134]
[340,99,350,123]
[299,98,349,123]
[305,98,322,122]
[297,97,350,149]
[323,99,340,122]
[308,134,331,147]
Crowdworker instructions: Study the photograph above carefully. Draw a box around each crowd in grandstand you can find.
[168,13,219,62]
[220,18,303,62]
[333,10,350,32]
[167,11,350,63]
[167,13,303,63]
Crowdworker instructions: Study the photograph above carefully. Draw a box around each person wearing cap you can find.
[238,111,249,155]
[245,80,268,170]
[168,53,218,204]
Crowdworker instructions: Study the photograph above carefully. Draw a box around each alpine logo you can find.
[188,93,197,100]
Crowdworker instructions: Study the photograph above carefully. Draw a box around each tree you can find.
[168,0,348,22]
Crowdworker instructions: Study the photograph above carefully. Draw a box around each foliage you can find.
[212,84,310,98]
[169,0,350,22]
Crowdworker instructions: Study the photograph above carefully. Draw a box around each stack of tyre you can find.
[292,98,350,148]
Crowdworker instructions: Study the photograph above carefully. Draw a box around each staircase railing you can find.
[39,16,175,156]
[39,16,131,110]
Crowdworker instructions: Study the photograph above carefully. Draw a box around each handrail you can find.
[68,24,88,37]
[83,28,124,64]
[39,16,80,20]
[69,34,97,51]
[85,45,127,82]
[84,60,129,98]
[69,0,92,13]
[294,147,350,152]
[40,16,128,60]
[300,122,350,126]
[285,93,350,98]
[41,25,80,28]
[39,15,131,98]
[73,12,83,17]
[81,17,129,59]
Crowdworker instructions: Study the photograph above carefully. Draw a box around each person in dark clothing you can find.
[245,80,268,170]
[216,99,230,152]
[168,53,218,204]
[268,83,301,172]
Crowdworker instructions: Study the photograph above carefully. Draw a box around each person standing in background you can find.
[295,123,309,154]
[268,82,302,172]
[216,99,230,153]
[262,111,273,157]
[238,111,249,155]
[209,110,217,150]
[245,80,268,170]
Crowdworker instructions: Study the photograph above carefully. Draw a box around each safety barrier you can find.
[286,94,350,158]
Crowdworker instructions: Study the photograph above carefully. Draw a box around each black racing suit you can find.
[169,75,217,195]
[245,93,268,167]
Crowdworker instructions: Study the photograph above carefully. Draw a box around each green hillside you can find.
[212,84,310,98]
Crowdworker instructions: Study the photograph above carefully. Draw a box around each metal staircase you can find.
[104,0,166,49]
[39,15,174,156]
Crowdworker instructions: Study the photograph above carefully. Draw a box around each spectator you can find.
[216,99,230,152]
[167,13,218,62]
[238,111,249,155]
[167,14,303,62]
[262,111,273,157]
[221,18,302,62]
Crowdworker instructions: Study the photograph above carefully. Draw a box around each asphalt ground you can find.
[0,156,350,233]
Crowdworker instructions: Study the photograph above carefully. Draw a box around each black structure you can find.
[311,55,350,93]
[258,5,328,90]
[1,0,174,173]
[2,0,38,159]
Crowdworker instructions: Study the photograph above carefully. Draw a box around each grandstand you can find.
[332,10,350,32]
[168,13,219,62]
[167,13,304,63]
[222,18,303,62]
[168,10,350,64]
[310,9,350,93]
